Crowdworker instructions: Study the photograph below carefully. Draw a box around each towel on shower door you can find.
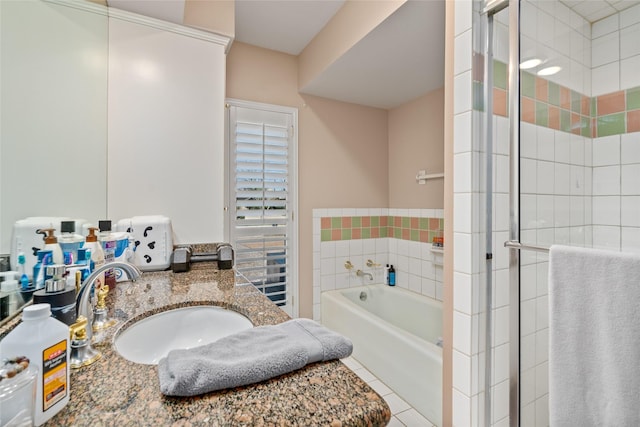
[157,318,352,396]
[548,245,640,426]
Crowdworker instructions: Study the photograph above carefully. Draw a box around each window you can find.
[225,100,298,317]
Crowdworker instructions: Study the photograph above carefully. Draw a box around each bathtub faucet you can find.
[356,269,373,281]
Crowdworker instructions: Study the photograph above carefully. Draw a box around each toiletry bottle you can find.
[0,274,20,316]
[389,265,396,286]
[84,227,105,290]
[384,264,390,285]
[58,221,84,265]
[98,220,116,290]
[18,252,29,290]
[33,250,53,290]
[0,303,70,426]
[37,228,63,265]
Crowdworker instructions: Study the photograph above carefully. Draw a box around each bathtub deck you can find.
[343,356,436,427]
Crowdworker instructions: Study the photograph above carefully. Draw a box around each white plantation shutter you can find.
[226,101,297,316]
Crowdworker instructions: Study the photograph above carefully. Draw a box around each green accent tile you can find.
[394,228,402,239]
[560,109,571,132]
[321,230,331,241]
[352,216,361,228]
[571,90,581,113]
[362,228,370,239]
[597,113,626,137]
[380,227,388,238]
[473,81,484,111]
[419,218,429,230]
[535,101,548,127]
[439,219,444,230]
[591,97,597,117]
[428,231,436,243]
[402,217,410,228]
[628,87,640,111]
[580,116,590,137]
[493,59,507,89]
[371,216,379,227]
[548,82,560,106]
[341,229,351,240]
[411,230,420,242]
[331,217,341,229]
[521,71,535,99]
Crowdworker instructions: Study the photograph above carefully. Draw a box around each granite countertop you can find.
[14,263,391,426]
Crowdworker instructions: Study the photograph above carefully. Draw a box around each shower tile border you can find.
[476,57,640,138]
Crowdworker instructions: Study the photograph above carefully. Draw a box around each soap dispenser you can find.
[37,228,63,265]
[33,265,76,326]
[84,227,105,290]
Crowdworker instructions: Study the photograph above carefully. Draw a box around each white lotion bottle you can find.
[0,303,70,425]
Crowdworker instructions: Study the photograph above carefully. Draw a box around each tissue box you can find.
[115,216,173,271]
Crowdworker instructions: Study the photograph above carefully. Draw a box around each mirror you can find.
[0,0,108,322]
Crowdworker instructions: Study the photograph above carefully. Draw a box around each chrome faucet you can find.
[70,261,142,369]
[356,269,373,281]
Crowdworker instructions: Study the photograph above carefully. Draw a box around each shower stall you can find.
[452,0,640,425]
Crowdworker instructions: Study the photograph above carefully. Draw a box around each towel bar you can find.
[504,241,549,253]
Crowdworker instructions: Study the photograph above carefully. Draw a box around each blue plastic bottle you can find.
[389,265,396,286]
[32,250,53,290]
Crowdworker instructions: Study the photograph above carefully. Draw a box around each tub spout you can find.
[356,269,373,281]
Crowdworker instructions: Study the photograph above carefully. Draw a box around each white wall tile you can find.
[454,71,472,115]
[621,54,640,89]
[621,132,640,164]
[593,225,621,249]
[455,29,473,76]
[453,350,471,395]
[537,161,555,195]
[621,196,640,226]
[554,195,571,228]
[537,127,555,161]
[621,4,640,28]
[452,388,471,426]
[622,164,640,195]
[592,166,621,195]
[591,62,620,96]
[454,0,473,36]
[454,310,472,355]
[591,32,620,67]
[621,227,640,253]
[592,135,621,166]
[454,111,472,154]
[592,13,619,38]
[621,23,640,59]
[454,152,473,194]
[554,163,571,195]
[593,196,621,225]
[522,122,538,159]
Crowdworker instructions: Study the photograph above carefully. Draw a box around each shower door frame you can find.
[482,0,523,425]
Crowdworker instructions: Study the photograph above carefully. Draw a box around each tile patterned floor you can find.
[342,357,435,427]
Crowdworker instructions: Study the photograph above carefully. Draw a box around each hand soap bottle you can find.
[0,303,70,426]
[37,228,63,265]
[84,227,105,290]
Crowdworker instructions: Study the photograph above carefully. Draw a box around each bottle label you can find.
[42,339,68,411]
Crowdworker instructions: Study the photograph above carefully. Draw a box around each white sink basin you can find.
[114,306,253,364]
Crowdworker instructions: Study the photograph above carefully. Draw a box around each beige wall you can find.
[183,0,234,39]
[388,88,444,209]
[298,0,405,91]
[226,42,388,318]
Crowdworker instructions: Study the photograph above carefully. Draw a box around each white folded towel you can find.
[549,245,640,426]
[158,318,352,396]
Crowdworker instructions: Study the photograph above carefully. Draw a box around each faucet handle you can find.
[344,260,354,270]
[366,259,381,267]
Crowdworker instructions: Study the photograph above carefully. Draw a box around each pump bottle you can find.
[37,228,63,265]
[84,227,105,290]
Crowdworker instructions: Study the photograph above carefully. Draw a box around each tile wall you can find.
[312,208,445,321]
[457,1,640,426]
